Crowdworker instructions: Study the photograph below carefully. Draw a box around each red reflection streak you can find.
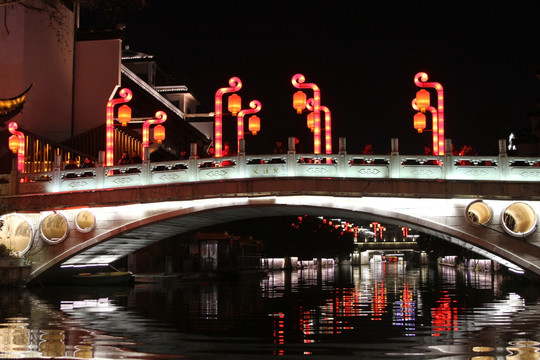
[271,312,286,356]
[432,291,459,336]
[372,280,387,320]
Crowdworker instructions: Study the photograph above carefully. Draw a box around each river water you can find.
[1,262,540,359]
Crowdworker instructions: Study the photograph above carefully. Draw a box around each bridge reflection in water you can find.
[0,263,538,359]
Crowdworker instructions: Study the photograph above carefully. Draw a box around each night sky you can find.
[82,1,540,156]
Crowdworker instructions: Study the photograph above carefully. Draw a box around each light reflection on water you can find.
[1,263,540,359]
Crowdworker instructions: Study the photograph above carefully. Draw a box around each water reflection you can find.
[0,263,540,359]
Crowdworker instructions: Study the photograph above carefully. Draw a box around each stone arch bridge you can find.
[1,177,540,284]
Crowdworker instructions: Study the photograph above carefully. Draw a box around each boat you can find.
[72,271,133,286]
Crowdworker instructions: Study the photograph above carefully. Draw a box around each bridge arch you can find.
[21,195,540,283]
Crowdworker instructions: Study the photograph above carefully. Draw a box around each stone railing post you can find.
[189,143,198,181]
[287,137,296,177]
[141,147,151,185]
[52,154,62,192]
[96,151,105,189]
[8,156,18,196]
[443,139,453,179]
[498,139,509,180]
[238,138,246,178]
[338,137,347,177]
[389,138,400,179]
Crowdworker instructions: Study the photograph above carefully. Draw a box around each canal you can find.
[1,262,540,359]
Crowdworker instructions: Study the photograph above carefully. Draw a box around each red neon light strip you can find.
[215,77,242,157]
[105,88,133,166]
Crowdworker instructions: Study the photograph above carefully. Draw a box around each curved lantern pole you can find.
[306,98,332,156]
[237,100,261,152]
[142,111,167,160]
[414,72,445,155]
[105,88,133,166]
[215,77,242,157]
[411,98,439,156]
[8,121,25,172]
[292,74,321,154]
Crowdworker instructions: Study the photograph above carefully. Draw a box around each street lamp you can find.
[412,72,445,155]
[8,121,25,172]
[105,87,133,166]
[236,100,262,152]
[306,98,332,156]
[292,74,321,154]
[142,111,167,160]
[215,77,242,157]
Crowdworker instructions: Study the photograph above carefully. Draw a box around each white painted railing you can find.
[11,138,540,195]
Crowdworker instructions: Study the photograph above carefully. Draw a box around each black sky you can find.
[82,1,540,155]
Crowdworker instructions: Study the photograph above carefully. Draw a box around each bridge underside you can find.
[1,178,539,283]
[2,194,536,284]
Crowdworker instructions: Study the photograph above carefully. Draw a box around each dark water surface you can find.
[2,263,540,359]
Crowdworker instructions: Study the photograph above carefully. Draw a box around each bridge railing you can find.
[11,138,540,195]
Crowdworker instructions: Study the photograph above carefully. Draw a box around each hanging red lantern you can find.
[416,89,430,113]
[248,115,261,135]
[228,94,241,116]
[414,112,426,133]
[153,124,166,143]
[293,91,307,114]
[8,135,20,154]
[307,112,314,132]
[118,105,132,126]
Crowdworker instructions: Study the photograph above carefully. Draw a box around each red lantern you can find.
[414,112,426,133]
[228,94,241,116]
[416,89,430,113]
[8,135,20,154]
[154,124,166,143]
[248,115,261,135]
[293,91,306,114]
[307,112,314,132]
[118,105,132,126]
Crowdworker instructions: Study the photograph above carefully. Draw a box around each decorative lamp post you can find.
[292,74,321,154]
[8,121,25,172]
[105,87,133,166]
[142,111,167,160]
[215,77,242,157]
[306,98,332,155]
[236,100,261,151]
[413,72,445,155]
